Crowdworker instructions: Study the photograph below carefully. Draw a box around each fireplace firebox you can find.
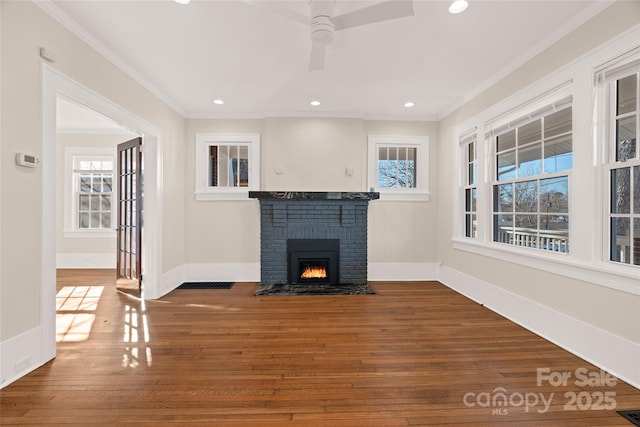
[288,239,339,285]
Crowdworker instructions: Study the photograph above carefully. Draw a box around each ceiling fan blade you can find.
[309,43,327,71]
[333,0,414,31]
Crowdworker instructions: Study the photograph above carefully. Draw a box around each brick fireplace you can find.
[249,192,379,285]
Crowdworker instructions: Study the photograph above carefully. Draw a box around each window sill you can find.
[451,238,640,296]
[195,191,254,201]
[376,192,431,202]
[63,230,116,239]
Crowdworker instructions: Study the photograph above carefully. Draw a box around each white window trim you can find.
[367,135,430,201]
[63,146,116,238]
[450,26,640,296]
[195,133,261,201]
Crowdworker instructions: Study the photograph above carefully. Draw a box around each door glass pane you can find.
[544,134,572,173]
[616,116,637,161]
[635,166,640,214]
[634,218,640,266]
[515,180,538,213]
[617,74,637,116]
[611,217,630,264]
[611,168,630,214]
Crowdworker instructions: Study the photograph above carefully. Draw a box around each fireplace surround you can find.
[249,192,379,285]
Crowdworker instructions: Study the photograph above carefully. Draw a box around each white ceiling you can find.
[42,0,610,121]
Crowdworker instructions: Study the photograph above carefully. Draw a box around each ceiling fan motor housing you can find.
[310,0,335,45]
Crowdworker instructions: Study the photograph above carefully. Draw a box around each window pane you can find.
[616,116,637,161]
[494,184,513,213]
[617,74,637,116]
[103,176,112,193]
[79,212,90,229]
[540,215,569,252]
[544,107,572,138]
[515,214,537,230]
[611,167,630,214]
[90,212,100,228]
[219,146,229,187]
[468,162,477,185]
[80,175,91,193]
[465,189,471,211]
[468,142,475,162]
[611,217,630,264]
[466,214,477,238]
[519,119,541,145]
[540,176,569,214]
[497,151,516,181]
[90,194,101,211]
[92,175,102,192]
[209,145,218,187]
[101,212,111,229]
[497,130,516,152]
[101,195,111,211]
[515,180,538,212]
[79,194,90,211]
[471,188,477,211]
[494,214,513,243]
[544,134,572,173]
[517,143,542,177]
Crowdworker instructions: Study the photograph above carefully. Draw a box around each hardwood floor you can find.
[1,269,638,426]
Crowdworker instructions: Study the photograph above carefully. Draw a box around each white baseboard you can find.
[56,253,115,269]
[0,327,46,389]
[368,262,440,281]
[438,265,640,390]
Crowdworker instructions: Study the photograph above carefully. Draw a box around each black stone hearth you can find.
[254,282,375,296]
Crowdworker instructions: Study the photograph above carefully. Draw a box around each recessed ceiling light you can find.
[174,0,190,4]
[449,0,468,14]
[404,101,415,108]
[213,99,224,105]
[310,100,321,106]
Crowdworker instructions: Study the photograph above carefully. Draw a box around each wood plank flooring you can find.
[1,269,639,426]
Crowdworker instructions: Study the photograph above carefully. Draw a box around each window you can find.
[489,98,572,253]
[368,135,430,201]
[460,129,478,238]
[64,147,116,237]
[602,67,640,266]
[195,133,260,200]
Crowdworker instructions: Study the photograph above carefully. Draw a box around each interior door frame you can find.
[41,65,164,363]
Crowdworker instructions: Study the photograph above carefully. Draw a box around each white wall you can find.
[183,117,439,271]
[437,1,640,384]
[1,1,185,385]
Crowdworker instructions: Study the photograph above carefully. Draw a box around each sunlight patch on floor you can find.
[56,286,104,342]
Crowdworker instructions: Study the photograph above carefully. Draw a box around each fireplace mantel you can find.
[249,191,379,201]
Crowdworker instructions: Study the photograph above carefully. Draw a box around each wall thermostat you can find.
[16,153,40,168]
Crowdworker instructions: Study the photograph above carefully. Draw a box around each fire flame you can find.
[301,265,327,279]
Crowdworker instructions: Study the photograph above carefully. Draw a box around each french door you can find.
[116,137,142,297]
